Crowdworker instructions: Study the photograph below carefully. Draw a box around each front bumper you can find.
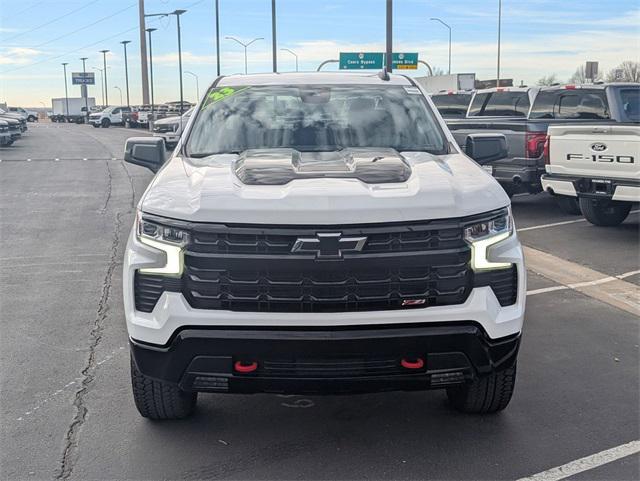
[130,324,521,394]
[153,132,180,144]
[124,228,526,346]
[542,173,640,202]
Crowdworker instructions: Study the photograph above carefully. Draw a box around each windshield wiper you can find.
[189,151,242,158]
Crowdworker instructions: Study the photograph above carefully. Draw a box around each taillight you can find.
[526,132,547,158]
[565,85,576,90]
[543,136,550,165]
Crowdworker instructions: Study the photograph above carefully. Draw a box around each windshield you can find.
[186,85,448,156]
[431,94,472,118]
[620,88,640,122]
[468,91,530,117]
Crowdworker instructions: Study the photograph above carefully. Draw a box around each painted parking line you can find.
[524,246,639,316]
[516,440,640,481]
[518,210,640,232]
[527,270,640,296]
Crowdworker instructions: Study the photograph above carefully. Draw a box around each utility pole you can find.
[385,0,393,72]
[120,40,131,107]
[138,0,150,104]
[497,0,502,87]
[215,0,220,76]
[80,57,89,122]
[100,50,110,106]
[146,28,156,117]
[61,63,69,118]
[271,0,277,72]
[174,10,186,115]
[93,67,105,106]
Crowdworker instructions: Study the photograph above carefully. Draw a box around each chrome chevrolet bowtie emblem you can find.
[292,233,367,259]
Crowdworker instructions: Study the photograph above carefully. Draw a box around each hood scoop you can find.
[234,148,412,185]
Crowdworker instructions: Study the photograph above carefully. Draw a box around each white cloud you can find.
[0,47,42,65]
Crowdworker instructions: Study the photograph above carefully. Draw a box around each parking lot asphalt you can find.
[1,123,638,481]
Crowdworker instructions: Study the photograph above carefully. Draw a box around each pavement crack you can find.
[121,160,136,210]
[54,211,123,480]
[99,160,113,215]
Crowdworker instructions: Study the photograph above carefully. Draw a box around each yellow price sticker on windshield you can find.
[203,86,250,109]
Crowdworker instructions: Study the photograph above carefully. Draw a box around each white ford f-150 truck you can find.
[123,72,526,420]
[542,86,639,226]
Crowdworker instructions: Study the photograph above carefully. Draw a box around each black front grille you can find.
[182,252,471,313]
[261,357,417,378]
[133,212,516,313]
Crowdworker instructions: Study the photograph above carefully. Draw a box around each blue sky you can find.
[1,0,639,106]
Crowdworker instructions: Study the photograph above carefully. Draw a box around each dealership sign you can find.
[72,72,95,85]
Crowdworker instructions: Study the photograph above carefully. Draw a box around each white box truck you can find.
[414,74,476,94]
[50,97,96,123]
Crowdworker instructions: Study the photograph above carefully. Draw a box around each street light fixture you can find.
[114,86,123,106]
[225,36,264,75]
[61,63,69,119]
[145,10,187,115]
[184,71,200,101]
[497,0,502,87]
[93,67,105,106]
[280,48,298,72]
[120,40,131,107]
[430,18,452,75]
[146,27,157,117]
[80,57,89,122]
[99,49,110,106]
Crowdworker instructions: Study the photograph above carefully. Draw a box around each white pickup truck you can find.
[542,122,639,226]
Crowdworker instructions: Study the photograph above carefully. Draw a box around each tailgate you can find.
[547,124,640,180]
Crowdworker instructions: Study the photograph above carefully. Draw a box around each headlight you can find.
[464,208,513,271]
[135,212,188,276]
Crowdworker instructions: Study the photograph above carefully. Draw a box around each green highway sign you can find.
[339,52,384,70]
[339,52,418,70]
[392,52,418,70]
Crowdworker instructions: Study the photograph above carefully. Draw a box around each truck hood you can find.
[140,151,509,224]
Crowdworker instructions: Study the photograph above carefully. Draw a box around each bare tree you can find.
[537,74,559,86]
[568,65,588,84]
[431,66,446,76]
[605,61,640,82]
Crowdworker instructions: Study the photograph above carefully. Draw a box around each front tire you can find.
[556,196,581,215]
[130,357,197,420]
[446,364,516,414]
[28,115,37,122]
[101,118,110,128]
[579,198,631,226]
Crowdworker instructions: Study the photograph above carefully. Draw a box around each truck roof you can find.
[217,72,414,87]
[538,83,640,91]
[473,86,536,94]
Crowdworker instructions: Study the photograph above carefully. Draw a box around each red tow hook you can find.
[234,361,258,373]
[401,357,425,370]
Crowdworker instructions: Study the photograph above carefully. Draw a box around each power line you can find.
[0,0,207,75]
[1,0,47,23]
[29,3,136,49]
[1,0,101,42]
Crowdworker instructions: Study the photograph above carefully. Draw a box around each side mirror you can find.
[465,134,508,165]
[124,137,166,173]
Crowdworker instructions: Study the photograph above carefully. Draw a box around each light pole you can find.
[120,40,131,107]
[271,0,277,72]
[225,36,263,75]
[114,86,123,106]
[214,0,220,76]
[99,49,110,106]
[146,27,157,116]
[145,10,187,115]
[184,71,200,101]
[497,0,502,87]
[80,57,89,121]
[281,48,298,72]
[385,0,393,72]
[93,67,105,106]
[61,63,69,119]
[430,18,451,75]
